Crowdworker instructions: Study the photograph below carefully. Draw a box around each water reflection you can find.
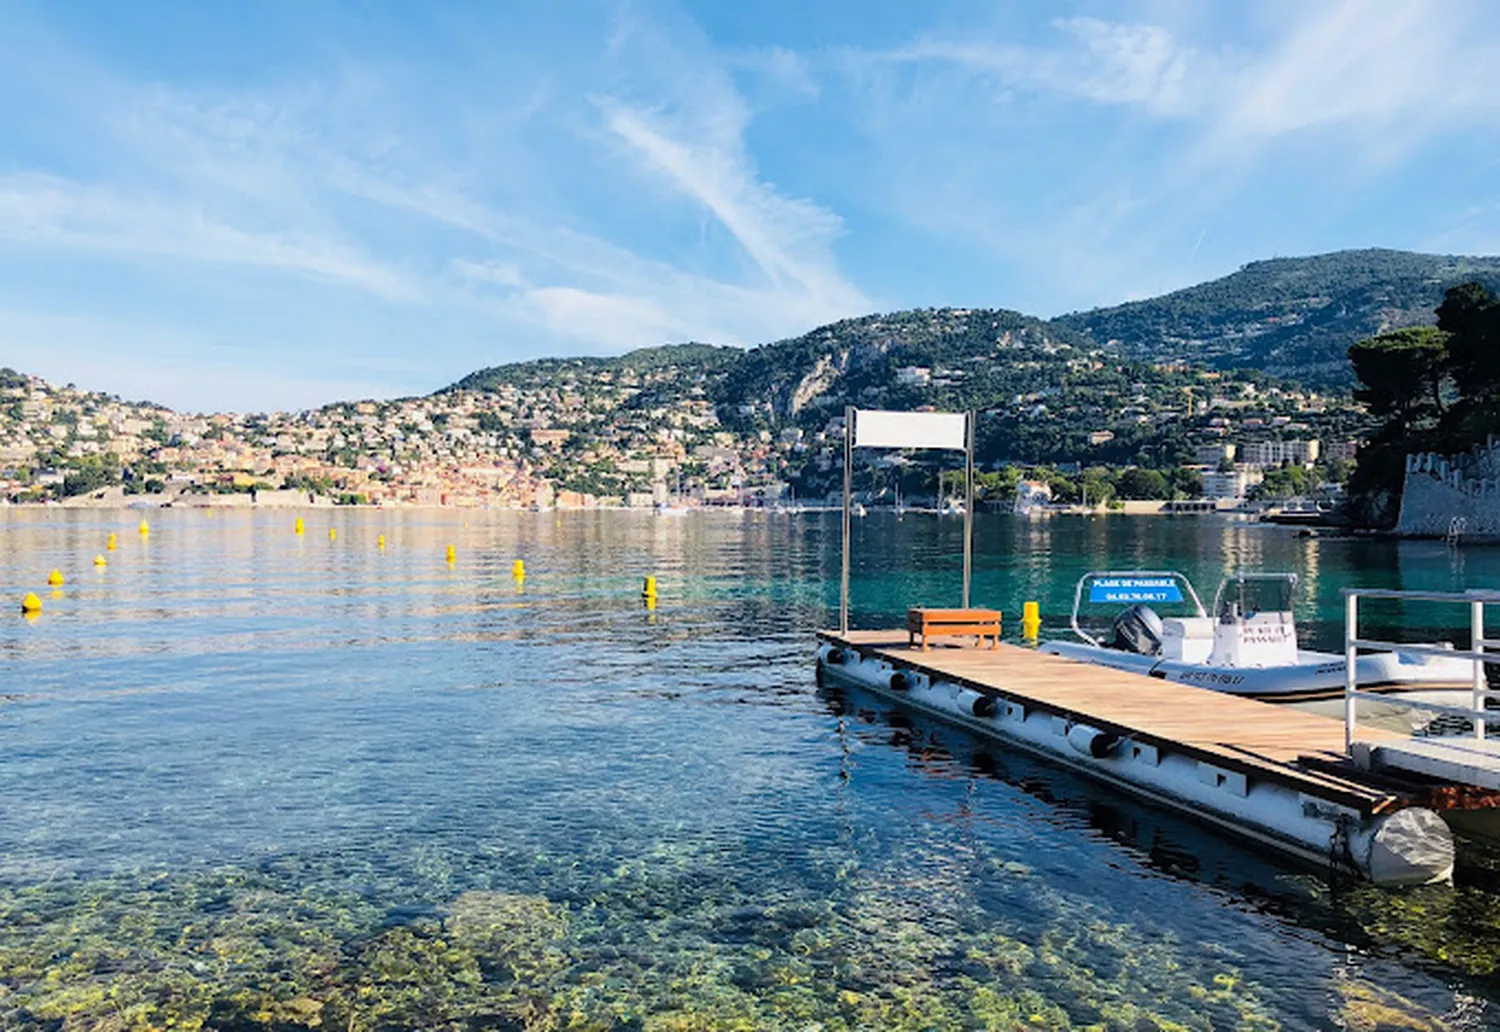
[0,508,1498,1030]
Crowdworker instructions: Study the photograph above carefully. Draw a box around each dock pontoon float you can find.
[818,415,1500,885]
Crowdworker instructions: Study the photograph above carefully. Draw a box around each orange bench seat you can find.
[907,607,1002,650]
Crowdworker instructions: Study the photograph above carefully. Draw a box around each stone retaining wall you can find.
[1396,435,1500,539]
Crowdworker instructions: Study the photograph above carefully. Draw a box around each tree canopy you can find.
[1346,281,1500,528]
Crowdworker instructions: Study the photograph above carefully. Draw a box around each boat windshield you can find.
[1213,574,1296,622]
[1068,571,1206,647]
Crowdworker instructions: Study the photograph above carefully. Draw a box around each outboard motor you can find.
[1110,604,1164,656]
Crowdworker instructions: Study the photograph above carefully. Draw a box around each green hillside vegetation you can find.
[1054,249,1500,387]
[446,304,1370,502]
[449,343,739,392]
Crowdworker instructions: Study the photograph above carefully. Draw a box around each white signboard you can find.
[853,410,968,451]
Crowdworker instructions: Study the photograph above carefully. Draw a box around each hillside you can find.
[1053,249,1500,385]
[448,343,740,393]
[444,306,1368,474]
[8,247,1474,506]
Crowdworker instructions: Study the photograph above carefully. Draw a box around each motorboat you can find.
[1040,571,1478,720]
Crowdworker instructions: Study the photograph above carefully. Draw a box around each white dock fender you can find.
[1352,808,1455,886]
[1066,722,1121,759]
[955,688,998,718]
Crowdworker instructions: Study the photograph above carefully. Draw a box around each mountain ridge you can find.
[445,248,1500,403]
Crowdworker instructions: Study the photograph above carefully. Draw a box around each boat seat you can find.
[1160,617,1216,663]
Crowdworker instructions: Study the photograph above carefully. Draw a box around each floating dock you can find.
[816,631,1500,886]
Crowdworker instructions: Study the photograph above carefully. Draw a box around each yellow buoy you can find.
[93,555,107,567]
[328,528,337,542]
[20,592,41,614]
[512,559,525,578]
[377,534,386,549]
[446,545,457,564]
[1022,600,1041,640]
[295,518,305,535]
[106,533,117,551]
[138,519,150,535]
[642,575,657,599]
[644,593,657,611]
[46,569,64,587]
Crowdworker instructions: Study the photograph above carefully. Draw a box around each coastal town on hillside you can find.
[0,348,1364,511]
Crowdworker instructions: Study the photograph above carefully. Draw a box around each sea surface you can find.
[1,507,1499,1031]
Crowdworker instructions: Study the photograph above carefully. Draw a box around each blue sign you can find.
[1089,577,1183,604]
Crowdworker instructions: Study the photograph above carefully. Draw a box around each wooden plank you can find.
[818,630,1403,813]
[907,608,1003,620]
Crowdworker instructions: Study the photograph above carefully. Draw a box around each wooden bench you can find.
[907,608,1003,650]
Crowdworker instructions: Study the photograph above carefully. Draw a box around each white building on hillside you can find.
[1240,440,1320,468]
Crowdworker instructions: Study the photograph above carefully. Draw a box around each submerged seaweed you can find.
[0,845,1294,1032]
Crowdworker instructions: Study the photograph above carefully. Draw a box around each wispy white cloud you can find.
[0,173,420,300]
[728,46,820,99]
[0,3,875,407]
[600,101,864,311]
[831,0,1500,314]
[864,1,1500,156]
[874,18,1211,119]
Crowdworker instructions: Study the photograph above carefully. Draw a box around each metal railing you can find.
[1343,588,1500,752]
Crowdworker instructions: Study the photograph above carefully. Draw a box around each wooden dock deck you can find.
[819,630,1407,815]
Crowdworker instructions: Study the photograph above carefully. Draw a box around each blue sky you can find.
[1,0,1498,412]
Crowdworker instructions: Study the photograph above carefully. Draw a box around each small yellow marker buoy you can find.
[93,555,107,567]
[46,569,64,587]
[377,534,386,549]
[329,528,337,542]
[642,575,657,600]
[295,518,305,535]
[20,592,41,614]
[1022,600,1041,641]
[512,559,525,579]
[446,545,457,564]
[106,533,117,551]
[138,519,150,535]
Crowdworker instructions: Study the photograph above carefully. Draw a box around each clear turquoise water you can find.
[1,508,1498,1030]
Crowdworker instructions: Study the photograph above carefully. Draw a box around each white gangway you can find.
[1344,588,1500,791]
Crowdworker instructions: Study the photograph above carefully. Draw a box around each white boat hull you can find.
[1039,640,1476,700]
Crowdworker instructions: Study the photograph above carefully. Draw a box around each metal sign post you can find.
[839,407,976,632]
[841,406,853,635]
[963,410,975,609]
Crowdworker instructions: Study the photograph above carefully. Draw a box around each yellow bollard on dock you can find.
[46,569,64,587]
[20,592,41,614]
[1022,600,1041,641]
[295,518,305,535]
[93,555,107,567]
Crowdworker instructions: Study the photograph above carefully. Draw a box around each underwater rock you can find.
[1337,980,1451,1032]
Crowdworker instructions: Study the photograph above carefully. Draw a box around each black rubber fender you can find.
[889,670,914,692]
[971,694,997,717]
[824,648,847,666]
